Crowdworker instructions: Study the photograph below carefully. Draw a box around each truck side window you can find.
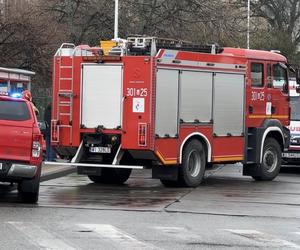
[251,63,264,87]
[273,64,288,89]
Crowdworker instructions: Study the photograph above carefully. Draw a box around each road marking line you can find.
[225,229,300,249]
[294,232,300,236]
[7,222,76,250]
[80,224,158,250]
[153,226,200,240]
[154,226,184,233]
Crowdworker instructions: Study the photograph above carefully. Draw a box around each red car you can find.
[0,95,43,203]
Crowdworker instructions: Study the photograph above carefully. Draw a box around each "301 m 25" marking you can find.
[126,88,148,97]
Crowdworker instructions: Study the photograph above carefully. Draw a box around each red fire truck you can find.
[49,38,295,187]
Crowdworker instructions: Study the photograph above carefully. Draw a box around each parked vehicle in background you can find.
[0,67,35,96]
[49,38,295,187]
[0,95,43,203]
[282,79,300,163]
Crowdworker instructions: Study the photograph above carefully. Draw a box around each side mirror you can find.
[296,68,300,85]
[283,82,289,93]
[295,69,300,93]
[38,121,47,134]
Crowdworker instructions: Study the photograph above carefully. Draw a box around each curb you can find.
[41,167,76,182]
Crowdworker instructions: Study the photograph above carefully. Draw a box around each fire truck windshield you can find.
[290,96,300,121]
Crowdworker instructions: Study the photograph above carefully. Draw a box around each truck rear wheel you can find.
[253,137,281,181]
[178,139,206,187]
[88,168,132,184]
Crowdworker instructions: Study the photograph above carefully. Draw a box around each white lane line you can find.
[8,222,76,250]
[225,229,300,249]
[154,226,184,234]
[153,226,200,240]
[80,224,159,250]
[294,232,300,236]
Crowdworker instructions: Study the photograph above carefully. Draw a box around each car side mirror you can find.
[296,69,300,93]
[38,121,47,134]
[283,82,289,93]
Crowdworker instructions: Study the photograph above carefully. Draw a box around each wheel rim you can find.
[263,147,278,173]
[187,149,201,177]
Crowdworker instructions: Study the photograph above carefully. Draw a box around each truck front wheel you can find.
[88,168,132,184]
[253,137,281,181]
[178,139,206,187]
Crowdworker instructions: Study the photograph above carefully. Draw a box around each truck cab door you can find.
[269,62,289,125]
[247,61,267,127]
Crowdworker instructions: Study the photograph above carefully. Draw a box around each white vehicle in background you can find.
[283,79,300,163]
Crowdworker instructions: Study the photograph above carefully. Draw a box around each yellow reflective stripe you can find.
[213,156,244,162]
[249,115,288,119]
[155,150,177,165]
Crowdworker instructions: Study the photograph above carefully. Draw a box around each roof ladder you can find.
[57,43,75,144]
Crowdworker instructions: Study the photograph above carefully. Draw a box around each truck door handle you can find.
[249,106,253,114]
[271,106,276,114]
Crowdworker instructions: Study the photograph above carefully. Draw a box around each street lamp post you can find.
[114,0,119,40]
[247,0,250,49]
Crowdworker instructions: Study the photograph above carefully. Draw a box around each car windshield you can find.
[290,96,300,121]
[0,100,31,121]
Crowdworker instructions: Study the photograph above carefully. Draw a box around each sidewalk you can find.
[41,161,76,182]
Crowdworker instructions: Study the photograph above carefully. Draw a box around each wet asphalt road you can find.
[0,164,300,249]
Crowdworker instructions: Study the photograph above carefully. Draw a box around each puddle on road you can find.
[36,173,190,210]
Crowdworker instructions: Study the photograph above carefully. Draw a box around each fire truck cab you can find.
[50,39,291,187]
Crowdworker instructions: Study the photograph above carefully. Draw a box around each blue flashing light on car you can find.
[10,93,22,98]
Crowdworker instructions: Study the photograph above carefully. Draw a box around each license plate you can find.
[0,163,2,170]
[89,146,111,153]
[282,152,300,158]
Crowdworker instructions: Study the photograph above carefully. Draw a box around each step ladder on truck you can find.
[47,36,299,187]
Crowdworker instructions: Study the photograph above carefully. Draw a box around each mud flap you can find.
[152,165,178,181]
[243,163,261,177]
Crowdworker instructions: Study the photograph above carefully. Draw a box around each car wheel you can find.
[18,168,41,204]
[19,191,39,203]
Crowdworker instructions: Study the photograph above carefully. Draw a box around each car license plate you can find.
[0,163,2,170]
[89,146,111,154]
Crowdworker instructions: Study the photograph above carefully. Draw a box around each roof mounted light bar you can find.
[126,36,223,55]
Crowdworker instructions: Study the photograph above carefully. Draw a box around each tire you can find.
[18,171,41,204]
[178,139,206,187]
[253,138,281,181]
[88,168,132,184]
[19,191,39,203]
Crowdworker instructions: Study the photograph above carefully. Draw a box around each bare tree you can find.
[235,0,300,63]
